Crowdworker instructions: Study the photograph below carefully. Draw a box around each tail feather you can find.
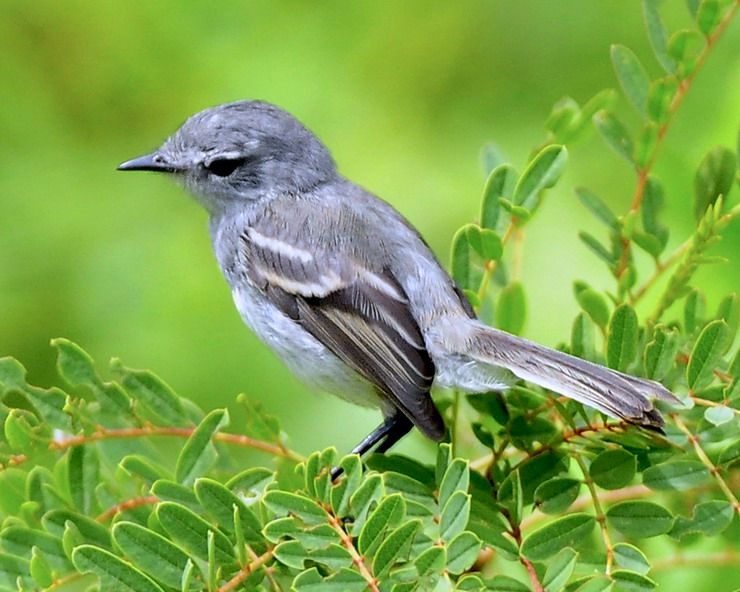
[465,324,679,429]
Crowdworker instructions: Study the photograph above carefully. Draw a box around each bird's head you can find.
[118,100,336,213]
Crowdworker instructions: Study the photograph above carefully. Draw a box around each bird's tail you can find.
[463,322,679,430]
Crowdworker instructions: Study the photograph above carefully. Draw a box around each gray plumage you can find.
[119,100,678,447]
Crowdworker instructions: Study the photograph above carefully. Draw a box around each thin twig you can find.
[652,550,740,571]
[505,512,544,592]
[326,512,380,592]
[96,495,159,522]
[672,414,739,512]
[2,424,303,472]
[218,549,275,592]
[573,453,615,575]
[614,1,738,281]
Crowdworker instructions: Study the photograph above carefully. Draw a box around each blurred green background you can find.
[1,1,738,586]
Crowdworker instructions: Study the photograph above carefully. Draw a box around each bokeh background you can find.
[1,1,738,587]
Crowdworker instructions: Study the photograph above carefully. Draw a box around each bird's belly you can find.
[231,284,382,409]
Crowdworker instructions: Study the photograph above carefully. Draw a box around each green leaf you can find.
[694,146,736,221]
[718,438,740,466]
[438,458,469,509]
[542,547,578,592]
[594,111,634,162]
[644,325,680,381]
[467,391,509,425]
[0,527,68,570]
[309,543,352,570]
[52,338,132,417]
[611,570,656,591]
[687,320,730,390]
[174,408,229,485]
[112,522,193,589]
[579,232,616,264]
[42,509,111,549]
[684,289,706,334]
[349,473,383,535]
[481,164,517,230]
[466,226,503,261]
[68,445,99,514]
[72,545,165,592]
[414,545,446,578]
[546,96,580,142]
[446,531,481,575]
[237,395,281,442]
[647,77,678,124]
[263,490,327,526]
[668,29,704,76]
[293,566,368,592]
[156,502,235,563]
[330,455,362,517]
[120,454,171,484]
[274,540,309,569]
[669,500,734,538]
[226,466,274,494]
[606,501,674,537]
[575,187,619,229]
[0,552,32,589]
[590,449,636,489]
[613,543,650,575]
[440,490,470,542]
[716,293,739,345]
[358,493,405,556]
[642,0,676,72]
[534,477,581,514]
[194,478,264,545]
[372,519,421,577]
[642,176,669,254]
[611,45,650,116]
[480,143,507,176]
[513,145,568,210]
[521,514,596,560]
[635,122,659,169]
[496,281,526,335]
[151,479,199,507]
[451,226,475,291]
[111,360,188,426]
[642,460,710,490]
[575,286,611,328]
[571,313,597,361]
[29,547,53,588]
[704,405,733,426]
[607,304,639,371]
[697,0,722,35]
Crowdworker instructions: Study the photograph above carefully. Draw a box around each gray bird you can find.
[118,100,677,461]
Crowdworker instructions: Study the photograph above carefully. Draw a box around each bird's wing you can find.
[240,223,445,440]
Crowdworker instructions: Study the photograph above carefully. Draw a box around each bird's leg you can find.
[330,413,412,480]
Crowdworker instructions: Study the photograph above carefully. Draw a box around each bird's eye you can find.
[206,157,245,177]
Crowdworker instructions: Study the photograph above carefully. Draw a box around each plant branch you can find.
[505,512,544,592]
[573,453,614,575]
[96,495,159,522]
[629,237,690,305]
[326,509,379,592]
[672,414,739,512]
[614,1,737,282]
[652,550,740,571]
[629,0,737,215]
[218,548,275,592]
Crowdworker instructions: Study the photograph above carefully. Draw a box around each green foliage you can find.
[0,3,738,591]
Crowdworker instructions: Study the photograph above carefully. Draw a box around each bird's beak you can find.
[117,152,181,173]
